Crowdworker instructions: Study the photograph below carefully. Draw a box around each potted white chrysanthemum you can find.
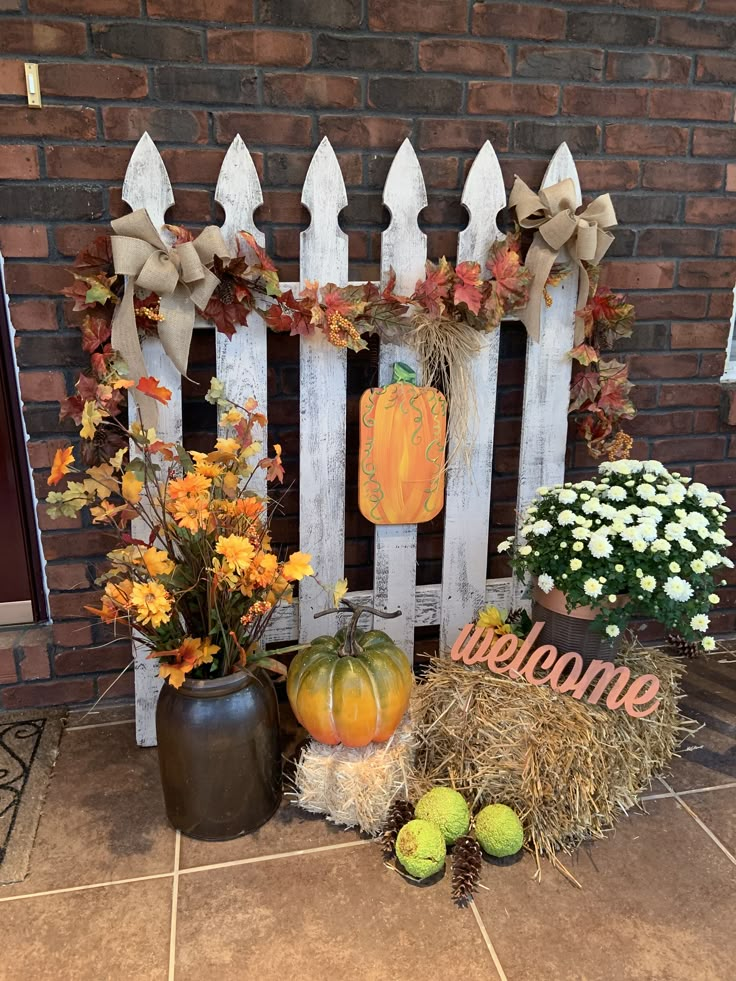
[500,459,732,661]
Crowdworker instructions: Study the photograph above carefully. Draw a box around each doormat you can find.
[0,709,66,884]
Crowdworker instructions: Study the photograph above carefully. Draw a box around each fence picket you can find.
[440,142,506,651]
[298,138,349,640]
[214,135,268,495]
[373,139,428,659]
[122,133,179,748]
[511,143,581,606]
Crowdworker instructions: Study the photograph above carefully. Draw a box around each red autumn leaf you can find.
[453,260,483,315]
[260,446,285,484]
[137,376,172,405]
[279,290,313,337]
[238,231,277,273]
[76,372,101,401]
[163,224,195,246]
[202,296,241,340]
[73,235,113,271]
[382,268,399,300]
[264,303,294,334]
[59,394,85,425]
[569,366,601,412]
[412,258,452,317]
[569,342,599,367]
[486,240,531,312]
[148,440,176,460]
[79,314,112,354]
[322,288,355,320]
[62,276,98,312]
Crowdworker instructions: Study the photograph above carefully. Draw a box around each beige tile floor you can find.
[1,656,736,981]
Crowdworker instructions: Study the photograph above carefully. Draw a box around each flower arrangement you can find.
[47,374,313,688]
[499,459,732,651]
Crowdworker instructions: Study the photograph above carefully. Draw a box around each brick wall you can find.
[1,0,735,708]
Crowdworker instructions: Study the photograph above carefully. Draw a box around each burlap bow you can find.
[110,209,229,427]
[509,177,617,345]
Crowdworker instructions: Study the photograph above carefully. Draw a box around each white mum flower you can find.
[557,509,577,526]
[708,593,720,604]
[605,624,620,638]
[722,556,735,569]
[664,522,686,542]
[642,473,657,484]
[583,578,603,599]
[615,564,624,572]
[654,494,672,507]
[578,480,597,491]
[650,539,671,554]
[663,576,694,602]
[558,488,577,505]
[536,486,550,495]
[669,562,681,574]
[702,637,716,652]
[570,558,583,571]
[521,525,533,535]
[582,498,600,515]
[702,550,720,568]
[537,573,555,594]
[598,503,619,521]
[519,545,532,556]
[688,482,709,501]
[643,460,665,474]
[588,535,613,559]
[683,512,708,532]
[638,522,658,542]
[636,483,656,501]
[532,520,553,537]
[640,575,656,592]
[572,526,590,540]
[497,539,512,553]
[606,485,627,502]
[690,613,710,632]
[690,559,706,574]
[641,506,662,522]
[680,539,696,553]
[632,540,648,553]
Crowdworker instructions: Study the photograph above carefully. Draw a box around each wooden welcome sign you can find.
[450,622,661,719]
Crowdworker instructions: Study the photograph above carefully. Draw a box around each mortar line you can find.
[470,899,509,981]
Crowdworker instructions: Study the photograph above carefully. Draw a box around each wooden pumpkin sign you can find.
[359,363,447,525]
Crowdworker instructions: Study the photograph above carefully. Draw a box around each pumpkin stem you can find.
[391,361,417,385]
[314,601,402,657]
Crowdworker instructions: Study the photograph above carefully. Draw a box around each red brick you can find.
[149,0,252,18]
[693,127,736,157]
[607,51,691,83]
[679,259,735,289]
[55,643,132,675]
[637,228,716,257]
[30,0,138,10]
[468,82,559,116]
[708,292,734,318]
[632,292,709,320]
[719,229,736,255]
[0,106,96,140]
[319,115,412,149]
[208,29,310,66]
[686,197,736,225]
[694,408,720,433]
[0,59,26,96]
[259,190,307,225]
[44,530,115,561]
[417,118,510,152]
[418,39,510,76]
[37,503,81,532]
[18,646,51,681]
[727,165,736,193]
[95,669,135,698]
[659,16,736,50]
[46,564,89,592]
[628,411,693,437]
[650,87,733,122]
[19,370,67,403]
[40,63,147,100]
[697,54,736,85]
[600,261,675,291]
[562,85,647,117]
[54,224,109,257]
[110,186,211,223]
[45,145,131,181]
[651,437,726,464]
[369,0,468,33]
[700,352,726,377]
[1,679,95,709]
[516,46,604,82]
[0,226,48,259]
[0,649,16,685]
[472,2,566,40]
[605,124,687,156]
[3,19,87,55]
[3,263,70,297]
[642,161,724,192]
[726,391,736,427]
[9,300,58,333]
[264,73,359,109]
[52,620,93,648]
[216,111,312,147]
[103,107,207,144]
[49,589,100,621]
[671,322,729,349]
[631,385,658,410]
[693,463,736,486]
[659,383,721,407]
[628,353,698,379]
[0,146,39,181]
[576,160,640,191]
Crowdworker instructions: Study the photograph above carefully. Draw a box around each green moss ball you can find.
[475,804,524,858]
[415,787,471,845]
[395,819,447,879]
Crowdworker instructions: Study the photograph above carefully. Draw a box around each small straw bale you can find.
[290,716,416,835]
[409,645,695,876]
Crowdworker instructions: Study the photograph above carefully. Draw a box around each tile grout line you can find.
[167,832,181,981]
[0,870,174,904]
[639,781,736,803]
[66,719,136,731]
[470,900,509,981]
[659,777,736,868]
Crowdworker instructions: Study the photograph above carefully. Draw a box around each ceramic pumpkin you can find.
[359,362,446,525]
[287,602,413,747]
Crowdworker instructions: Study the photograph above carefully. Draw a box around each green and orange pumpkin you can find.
[287,603,413,747]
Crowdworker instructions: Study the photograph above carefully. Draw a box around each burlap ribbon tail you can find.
[509,177,617,345]
[110,209,229,427]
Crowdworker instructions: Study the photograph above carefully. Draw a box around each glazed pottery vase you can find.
[156,667,281,840]
[532,585,628,664]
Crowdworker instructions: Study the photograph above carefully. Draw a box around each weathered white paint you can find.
[511,143,581,607]
[298,138,349,640]
[372,139,428,660]
[122,133,178,747]
[440,142,506,651]
[214,135,268,496]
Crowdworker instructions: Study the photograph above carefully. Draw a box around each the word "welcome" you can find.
[450,622,661,719]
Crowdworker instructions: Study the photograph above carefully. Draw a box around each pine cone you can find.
[381,799,415,859]
[507,608,524,624]
[451,835,483,907]
[667,632,700,659]
[215,277,235,304]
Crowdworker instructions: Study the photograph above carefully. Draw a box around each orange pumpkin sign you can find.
[359,363,447,525]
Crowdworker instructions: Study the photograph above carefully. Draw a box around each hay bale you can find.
[290,717,415,835]
[409,645,695,874]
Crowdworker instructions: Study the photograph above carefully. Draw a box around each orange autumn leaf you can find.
[48,446,75,486]
[137,376,172,405]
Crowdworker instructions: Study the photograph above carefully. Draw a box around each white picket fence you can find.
[121,132,581,746]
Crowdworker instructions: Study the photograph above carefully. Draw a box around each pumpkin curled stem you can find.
[314,600,402,657]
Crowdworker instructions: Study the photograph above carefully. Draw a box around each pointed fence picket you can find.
[107,133,580,746]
